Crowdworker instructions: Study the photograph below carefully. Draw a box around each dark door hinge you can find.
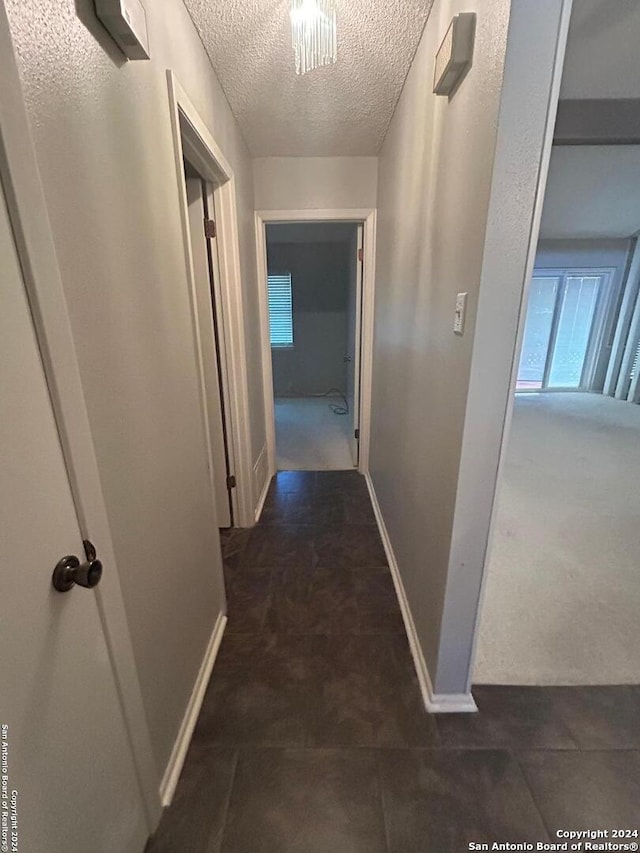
[357,248,363,263]
[354,429,360,440]
[226,474,237,489]
[204,219,216,239]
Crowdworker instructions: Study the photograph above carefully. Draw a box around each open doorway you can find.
[181,160,235,525]
[167,71,256,529]
[476,161,640,685]
[266,222,361,470]
[257,213,375,476]
[474,0,640,686]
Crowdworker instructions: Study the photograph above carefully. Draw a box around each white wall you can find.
[253,157,378,211]
[539,146,640,239]
[370,0,567,697]
[5,0,263,776]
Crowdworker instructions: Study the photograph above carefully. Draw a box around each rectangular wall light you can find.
[433,12,476,97]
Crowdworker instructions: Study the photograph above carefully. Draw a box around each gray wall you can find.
[5,0,263,776]
[268,241,350,395]
[253,157,378,210]
[560,0,640,99]
[370,0,566,696]
[539,146,640,239]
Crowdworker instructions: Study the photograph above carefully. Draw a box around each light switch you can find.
[454,292,467,335]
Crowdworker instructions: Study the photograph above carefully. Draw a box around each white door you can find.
[185,175,232,527]
[346,224,364,466]
[0,185,148,852]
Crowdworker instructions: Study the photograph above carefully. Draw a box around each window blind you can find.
[267,273,294,347]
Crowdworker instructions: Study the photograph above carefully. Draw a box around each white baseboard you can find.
[253,444,270,524]
[159,611,227,806]
[254,468,271,524]
[364,474,477,714]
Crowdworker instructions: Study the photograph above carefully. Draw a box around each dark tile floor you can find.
[147,470,640,853]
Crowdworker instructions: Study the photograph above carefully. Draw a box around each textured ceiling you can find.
[182,0,434,156]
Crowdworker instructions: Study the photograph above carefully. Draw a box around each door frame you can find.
[254,208,377,478]
[0,5,161,829]
[167,71,254,527]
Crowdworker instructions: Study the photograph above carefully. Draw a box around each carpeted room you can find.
[475,135,640,683]
[475,392,640,684]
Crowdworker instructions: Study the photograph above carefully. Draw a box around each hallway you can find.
[147,472,640,852]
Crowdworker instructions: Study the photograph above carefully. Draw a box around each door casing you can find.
[255,209,377,482]
[167,71,255,527]
[184,172,234,527]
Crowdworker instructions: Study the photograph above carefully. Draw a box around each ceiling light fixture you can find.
[290,0,337,75]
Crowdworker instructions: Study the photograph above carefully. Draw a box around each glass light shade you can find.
[290,0,337,75]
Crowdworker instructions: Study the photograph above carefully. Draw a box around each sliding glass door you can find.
[518,276,561,389]
[517,269,611,392]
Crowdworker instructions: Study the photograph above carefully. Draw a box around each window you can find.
[267,273,294,348]
[517,268,612,391]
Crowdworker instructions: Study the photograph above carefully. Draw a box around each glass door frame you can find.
[518,266,616,393]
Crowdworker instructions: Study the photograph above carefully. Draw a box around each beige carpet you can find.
[275,397,355,471]
[474,393,640,685]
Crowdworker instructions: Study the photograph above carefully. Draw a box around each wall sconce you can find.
[433,12,476,97]
[95,0,150,60]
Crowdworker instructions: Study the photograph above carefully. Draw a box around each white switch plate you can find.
[454,292,467,335]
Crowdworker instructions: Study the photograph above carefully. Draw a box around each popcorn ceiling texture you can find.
[183,0,435,156]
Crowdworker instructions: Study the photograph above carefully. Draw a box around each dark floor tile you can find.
[224,572,272,634]
[518,750,640,832]
[379,749,549,852]
[266,567,355,634]
[145,744,237,853]
[555,685,640,749]
[436,686,579,750]
[353,568,404,633]
[241,524,314,568]
[221,748,387,853]
[195,635,315,747]
[352,568,397,602]
[316,470,368,496]
[356,605,406,635]
[224,566,272,599]
[314,524,387,569]
[285,493,345,525]
[343,490,377,524]
[219,528,252,570]
[306,634,438,747]
[269,471,317,497]
[257,497,289,525]
[212,633,274,675]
